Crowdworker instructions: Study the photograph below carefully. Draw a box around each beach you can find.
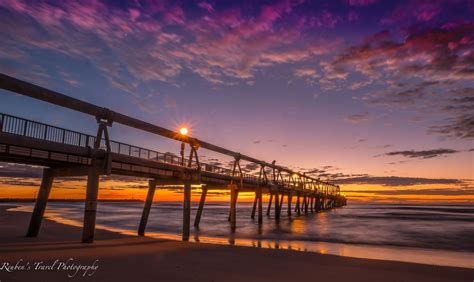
[0,205,472,282]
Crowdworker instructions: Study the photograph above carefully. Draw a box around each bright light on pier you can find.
[179,127,189,136]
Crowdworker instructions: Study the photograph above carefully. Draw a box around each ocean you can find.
[6,202,474,268]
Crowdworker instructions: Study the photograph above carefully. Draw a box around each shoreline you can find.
[4,203,474,269]
[0,205,473,281]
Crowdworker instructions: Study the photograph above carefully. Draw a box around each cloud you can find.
[0,177,40,187]
[381,0,443,24]
[428,88,474,139]
[293,67,319,78]
[384,148,460,159]
[0,0,339,95]
[344,112,369,124]
[197,2,214,13]
[343,188,474,196]
[334,176,465,186]
[327,22,474,140]
[429,115,474,139]
[345,0,378,7]
[0,163,42,178]
[330,23,474,84]
[243,163,260,173]
[306,10,342,28]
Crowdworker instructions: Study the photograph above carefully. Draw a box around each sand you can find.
[0,205,472,282]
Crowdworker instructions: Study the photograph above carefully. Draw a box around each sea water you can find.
[6,202,474,268]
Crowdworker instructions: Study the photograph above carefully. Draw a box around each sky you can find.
[0,0,473,203]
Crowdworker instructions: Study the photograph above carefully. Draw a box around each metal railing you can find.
[0,113,337,194]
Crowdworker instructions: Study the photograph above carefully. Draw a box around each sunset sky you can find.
[0,0,472,203]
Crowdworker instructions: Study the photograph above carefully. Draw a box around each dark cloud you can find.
[0,163,42,178]
[368,86,426,105]
[385,148,460,159]
[334,176,464,186]
[300,165,344,178]
[319,172,369,180]
[343,188,474,196]
[429,115,474,139]
[305,168,325,174]
[328,23,474,140]
[428,88,474,139]
[345,0,378,7]
[0,177,40,187]
[242,163,260,173]
[207,161,224,167]
[252,139,275,144]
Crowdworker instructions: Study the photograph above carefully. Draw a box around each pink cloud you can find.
[0,0,339,89]
[294,68,316,76]
[198,2,214,13]
[346,0,378,7]
[163,6,185,24]
[381,0,442,24]
[344,112,369,124]
[309,10,342,28]
[129,9,141,22]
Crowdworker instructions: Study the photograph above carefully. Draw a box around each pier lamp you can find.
[179,127,188,136]
[179,127,188,166]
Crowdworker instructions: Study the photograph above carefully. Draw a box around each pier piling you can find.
[138,179,157,236]
[194,187,207,227]
[82,166,100,243]
[182,175,191,241]
[26,168,54,237]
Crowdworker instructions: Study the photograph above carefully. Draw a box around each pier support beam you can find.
[229,184,238,231]
[251,192,258,219]
[295,195,301,215]
[257,188,263,224]
[82,166,101,243]
[278,194,284,216]
[274,191,280,221]
[304,195,309,214]
[138,179,157,236]
[194,187,208,227]
[228,188,239,222]
[182,174,192,241]
[301,195,308,213]
[287,193,292,217]
[310,196,314,213]
[266,193,273,216]
[26,168,54,237]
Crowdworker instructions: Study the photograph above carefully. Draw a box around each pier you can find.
[0,73,346,243]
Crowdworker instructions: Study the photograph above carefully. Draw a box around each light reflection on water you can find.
[6,202,474,269]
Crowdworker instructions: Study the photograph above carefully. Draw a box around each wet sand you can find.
[0,206,472,282]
